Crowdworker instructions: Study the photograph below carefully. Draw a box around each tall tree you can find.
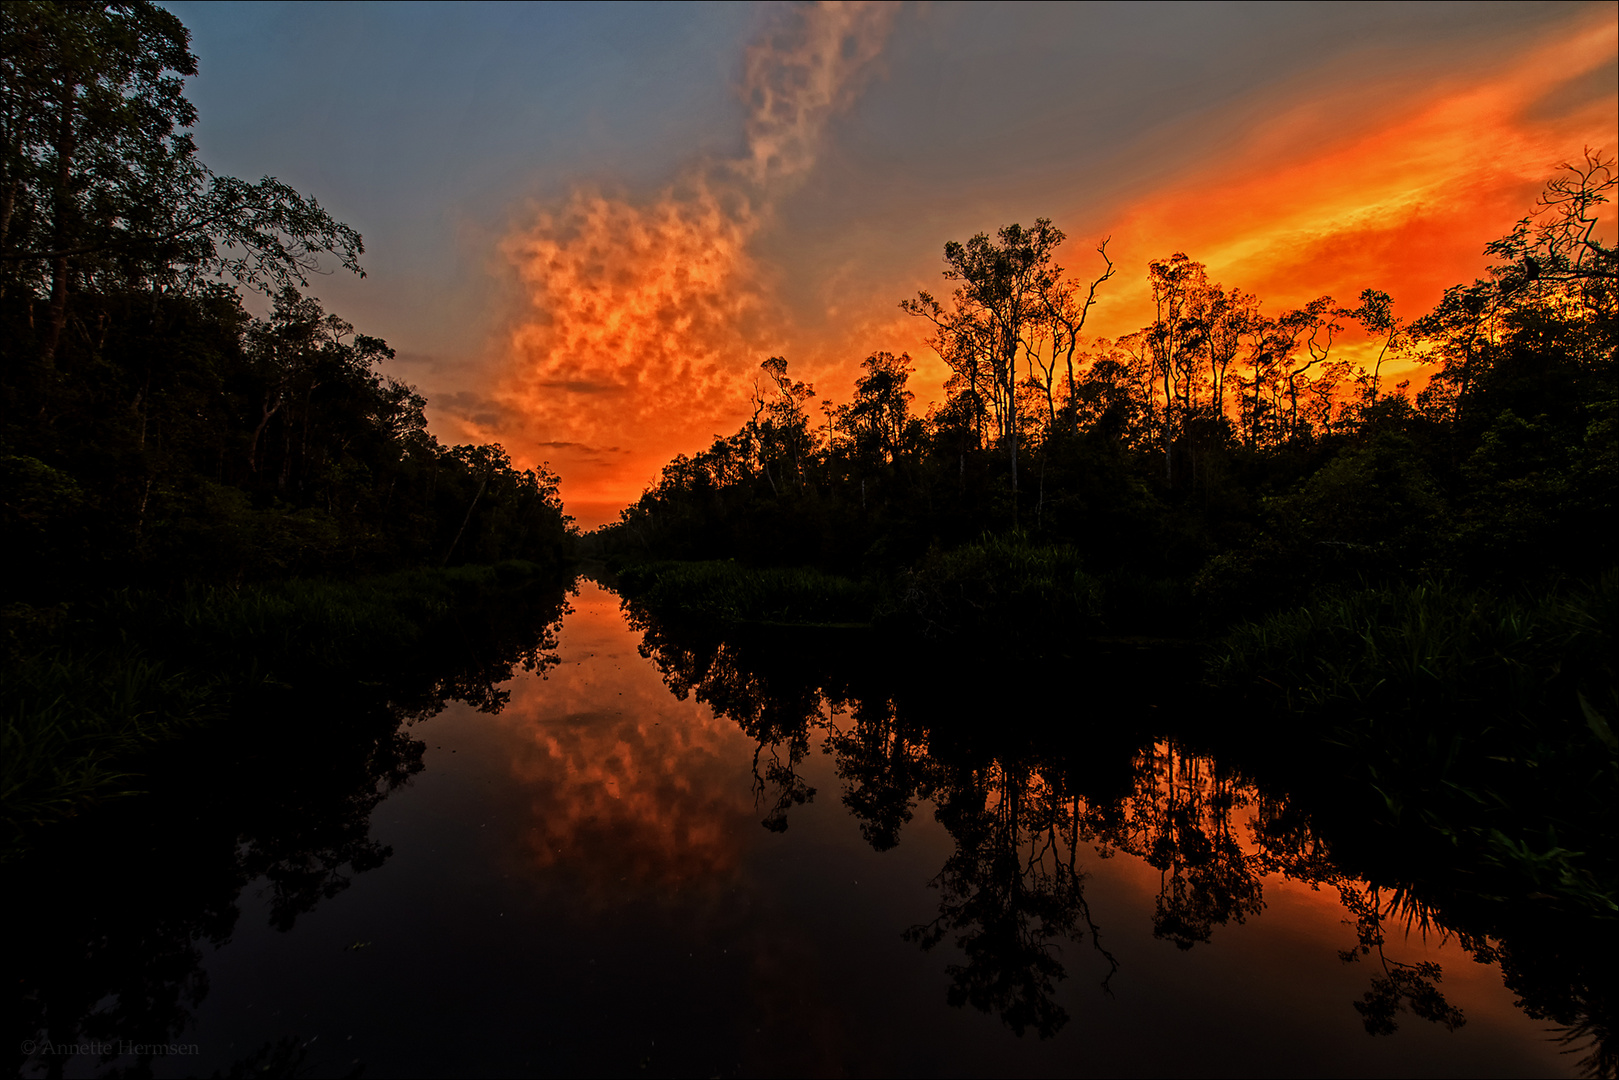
[0,1,363,366]
[1040,238,1115,434]
[1414,150,1617,428]
[1144,253,1209,480]
[843,351,916,468]
[905,220,1066,515]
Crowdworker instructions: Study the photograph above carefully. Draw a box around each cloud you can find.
[493,592,767,894]
[445,3,1615,514]
[535,440,623,453]
[738,1,897,185]
[484,1,897,505]
[1078,9,1619,352]
[429,389,510,433]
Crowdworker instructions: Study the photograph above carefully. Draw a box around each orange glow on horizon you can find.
[440,7,1615,528]
[1078,10,1618,378]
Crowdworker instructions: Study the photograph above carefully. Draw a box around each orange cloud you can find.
[455,5,1614,527]
[494,583,766,897]
[475,2,897,518]
[1077,9,1617,377]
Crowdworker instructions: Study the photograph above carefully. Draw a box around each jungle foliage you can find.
[600,152,1618,930]
[600,155,1615,608]
[0,2,572,835]
[0,1,570,604]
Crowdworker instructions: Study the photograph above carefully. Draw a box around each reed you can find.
[1,648,215,837]
[883,534,1105,642]
[1212,571,1619,918]
[616,560,877,626]
[2,560,560,845]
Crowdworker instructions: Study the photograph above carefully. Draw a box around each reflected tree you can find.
[623,599,831,831]
[1250,799,1471,1039]
[13,582,569,1078]
[619,601,1612,1067]
[1108,743,1265,949]
[828,695,934,852]
[904,758,1116,1039]
[1338,884,1467,1037]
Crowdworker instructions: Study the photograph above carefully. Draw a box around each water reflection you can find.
[902,757,1116,1039]
[622,586,1612,1071]
[11,577,571,1079]
[506,687,760,888]
[10,574,1611,1078]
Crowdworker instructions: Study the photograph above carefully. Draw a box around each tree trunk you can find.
[442,469,491,566]
[41,84,78,367]
[41,256,69,365]
[248,397,282,472]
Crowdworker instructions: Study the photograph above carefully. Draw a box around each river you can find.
[13,578,1592,1077]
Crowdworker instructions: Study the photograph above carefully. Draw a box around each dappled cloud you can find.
[455,3,1614,523]
[485,2,897,511]
[495,583,765,895]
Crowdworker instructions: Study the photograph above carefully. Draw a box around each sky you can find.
[165,1,1618,528]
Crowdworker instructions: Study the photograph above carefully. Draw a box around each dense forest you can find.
[0,2,571,839]
[599,163,1614,602]
[597,155,1618,928]
[0,2,569,596]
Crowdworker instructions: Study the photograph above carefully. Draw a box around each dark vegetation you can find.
[599,171,1615,616]
[2,3,1614,1073]
[11,570,571,1078]
[1,2,571,840]
[2,561,567,846]
[596,154,1619,937]
[617,593,1613,1069]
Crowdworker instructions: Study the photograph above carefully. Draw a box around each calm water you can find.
[15,579,1589,1077]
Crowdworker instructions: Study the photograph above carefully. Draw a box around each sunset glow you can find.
[398,3,1619,526]
[1082,10,1619,361]
[494,587,766,892]
[18,5,1612,1073]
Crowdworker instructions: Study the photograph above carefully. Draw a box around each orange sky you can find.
[430,3,1616,529]
[1079,11,1619,372]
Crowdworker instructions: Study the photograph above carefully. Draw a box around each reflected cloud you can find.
[493,583,764,894]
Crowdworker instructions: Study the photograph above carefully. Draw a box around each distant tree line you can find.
[0,1,569,603]
[601,152,1616,618]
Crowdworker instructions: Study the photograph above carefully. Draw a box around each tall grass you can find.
[616,561,876,626]
[883,534,1105,642]
[2,560,559,845]
[618,537,1195,645]
[1212,572,1618,917]
[1213,572,1617,725]
[1,648,216,833]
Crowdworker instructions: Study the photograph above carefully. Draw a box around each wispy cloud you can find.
[483,2,897,503]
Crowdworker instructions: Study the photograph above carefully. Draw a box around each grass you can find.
[1210,571,1619,919]
[616,560,877,627]
[616,535,1197,649]
[1213,574,1615,716]
[1,560,562,846]
[0,648,216,833]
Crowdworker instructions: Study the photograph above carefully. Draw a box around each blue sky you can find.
[162,2,1617,519]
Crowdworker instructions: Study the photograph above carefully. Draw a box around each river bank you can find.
[2,559,574,852]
